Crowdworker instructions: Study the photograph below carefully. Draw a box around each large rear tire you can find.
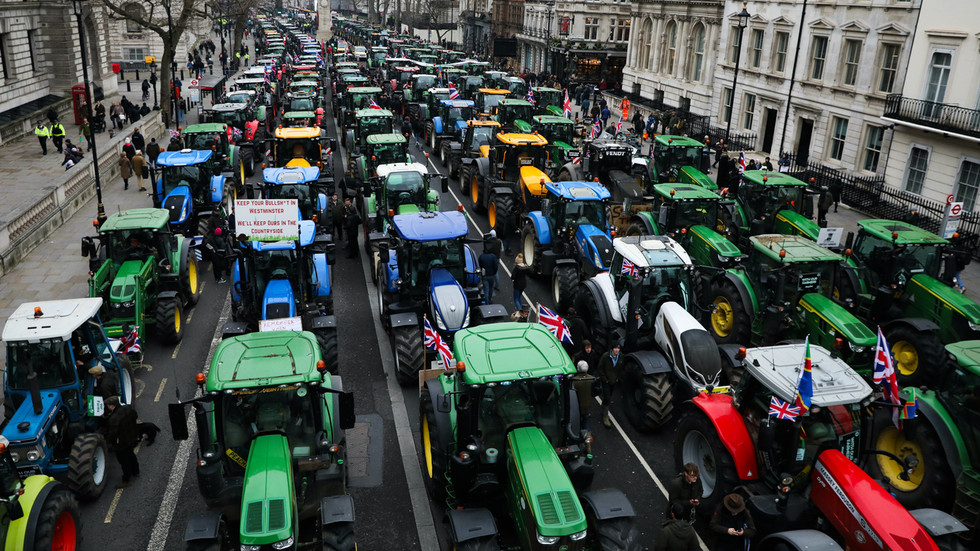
[886,325,944,388]
[30,486,81,551]
[452,536,501,551]
[591,516,642,551]
[625,220,648,237]
[576,286,610,353]
[393,323,424,386]
[241,146,255,177]
[155,299,184,345]
[488,193,514,232]
[322,519,356,551]
[316,327,339,375]
[182,255,201,307]
[623,363,674,432]
[420,393,448,502]
[66,433,108,501]
[466,165,485,213]
[552,265,579,312]
[521,224,542,274]
[425,122,436,150]
[708,279,751,345]
[869,411,955,511]
[440,142,451,167]
[674,410,736,513]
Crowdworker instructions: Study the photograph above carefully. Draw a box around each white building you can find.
[111,4,211,79]
[882,0,980,210]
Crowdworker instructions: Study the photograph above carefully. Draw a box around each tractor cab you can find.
[432,99,474,136]
[492,98,534,133]
[531,87,564,116]
[490,132,551,198]
[540,180,614,271]
[183,123,231,153]
[284,91,318,113]
[650,184,723,235]
[260,166,329,226]
[458,75,484,98]
[282,110,319,128]
[473,88,510,118]
[374,162,441,217]
[272,127,325,168]
[340,86,384,120]
[370,47,387,67]
[726,171,816,241]
[155,149,228,229]
[850,219,951,291]
[574,139,636,188]
[205,103,264,144]
[393,66,419,89]
[646,135,714,189]
[533,115,579,170]
[224,89,257,108]
[288,80,320,99]
[501,75,528,98]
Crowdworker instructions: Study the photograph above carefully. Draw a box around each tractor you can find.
[168,331,357,551]
[347,132,412,191]
[225,219,338,373]
[472,88,510,118]
[500,75,528,98]
[462,131,550,215]
[269,126,332,168]
[203,102,266,176]
[632,135,715,191]
[376,211,507,385]
[361,162,446,255]
[531,115,580,174]
[721,170,821,243]
[554,139,639,200]
[405,83,451,122]
[443,119,500,178]
[423,99,474,152]
[530,87,565,117]
[419,322,642,550]
[181,122,248,188]
[282,109,321,128]
[336,86,384,130]
[492,98,534,133]
[82,208,201,344]
[153,149,235,236]
[675,341,963,550]
[258,166,333,233]
[342,107,395,154]
[0,436,82,549]
[2,298,137,502]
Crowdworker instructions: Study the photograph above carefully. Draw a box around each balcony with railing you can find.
[883,94,980,140]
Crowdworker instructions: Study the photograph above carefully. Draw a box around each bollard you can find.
[126,80,131,92]
[135,70,140,81]
[180,70,185,80]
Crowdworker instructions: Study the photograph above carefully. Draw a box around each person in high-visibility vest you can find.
[50,119,66,154]
[34,120,50,155]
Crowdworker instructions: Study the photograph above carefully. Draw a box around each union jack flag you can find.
[537,304,573,345]
[873,327,903,428]
[369,99,382,109]
[738,151,746,174]
[119,326,141,355]
[621,258,638,277]
[169,129,181,140]
[526,87,535,105]
[449,87,461,100]
[562,89,572,119]
[589,116,602,139]
[769,396,800,420]
[424,316,454,370]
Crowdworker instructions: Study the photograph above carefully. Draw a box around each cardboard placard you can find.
[235,199,299,241]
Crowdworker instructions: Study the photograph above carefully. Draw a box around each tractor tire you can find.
[66,433,109,501]
[708,280,751,345]
[420,392,448,501]
[182,255,201,307]
[424,122,435,149]
[488,193,513,232]
[440,141,451,167]
[452,536,501,551]
[222,179,237,218]
[186,542,221,551]
[552,264,579,312]
[625,220,648,237]
[623,364,674,432]
[29,486,81,551]
[521,224,543,274]
[392,323,424,386]
[155,299,184,345]
[591,516,641,551]
[242,146,255,177]
[197,216,212,240]
[321,519,356,551]
[316,327,340,375]
[674,410,736,513]
[886,325,944,388]
[868,411,955,511]
[116,353,135,404]
[408,104,421,121]
[463,165,485,213]
[576,287,610,353]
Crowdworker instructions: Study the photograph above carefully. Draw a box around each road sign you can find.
[951,203,963,217]
[235,199,299,241]
[188,79,199,88]
[941,201,963,239]
[947,194,954,205]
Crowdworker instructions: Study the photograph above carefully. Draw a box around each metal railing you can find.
[883,94,980,140]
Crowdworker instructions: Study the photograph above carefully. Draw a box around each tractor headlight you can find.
[240,546,261,551]
[969,321,980,332]
[570,529,587,541]
[8,450,18,462]
[26,447,44,462]
[851,345,867,353]
[123,301,135,308]
[271,536,295,549]
[536,532,559,545]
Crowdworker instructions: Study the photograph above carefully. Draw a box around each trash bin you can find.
[71,84,88,124]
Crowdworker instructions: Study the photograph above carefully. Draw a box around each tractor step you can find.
[953,469,980,541]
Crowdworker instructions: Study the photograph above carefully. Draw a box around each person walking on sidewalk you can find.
[146,137,161,180]
[34,120,50,155]
[80,118,94,152]
[131,127,145,154]
[104,396,140,489]
[131,150,147,191]
[597,342,622,428]
[50,119,66,154]
[207,227,229,283]
[122,137,136,161]
[119,152,133,190]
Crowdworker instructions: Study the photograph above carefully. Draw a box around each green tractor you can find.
[531,87,565,117]
[169,330,357,550]
[633,135,715,190]
[420,322,642,550]
[531,115,580,175]
[362,161,445,245]
[336,85,384,131]
[342,107,395,158]
[81,208,201,343]
[181,122,248,187]
[493,97,534,133]
[720,170,821,243]
[347,133,412,191]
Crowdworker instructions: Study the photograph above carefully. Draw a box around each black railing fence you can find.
[884,94,980,140]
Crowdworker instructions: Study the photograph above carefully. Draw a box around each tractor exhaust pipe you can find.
[27,372,42,415]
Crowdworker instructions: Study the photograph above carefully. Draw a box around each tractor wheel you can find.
[488,193,513,232]
[552,265,579,312]
[674,410,736,513]
[66,433,109,501]
[452,536,501,551]
[30,486,81,551]
[116,353,135,404]
[182,255,201,307]
[424,122,435,149]
[521,224,542,274]
[590,516,641,551]
[408,104,421,121]
[625,220,648,237]
[392,323,424,386]
[420,392,448,501]
[886,325,944,388]
[316,327,339,375]
[869,411,955,511]
[440,142,451,167]
[241,146,255,177]
[708,280,751,345]
[222,179,238,218]
[321,519,356,551]
[576,287,610,353]
[623,361,674,432]
[155,299,184,345]
[464,165,485,213]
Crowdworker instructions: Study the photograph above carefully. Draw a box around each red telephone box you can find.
[71,84,88,124]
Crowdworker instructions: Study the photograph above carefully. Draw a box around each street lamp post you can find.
[725,2,751,143]
[544,1,554,74]
[71,0,106,226]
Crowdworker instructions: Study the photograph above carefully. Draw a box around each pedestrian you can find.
[571,361,594,433]
[596,342,622,428]
[50,119,66,153]
[331,194,345,243]
[119,151,133,190]
[830,180,842,212]
[131,150,147,191]
[709,494,756,551]
[166,136,182,152]
[146,137,161,172]
[122,137,136,160]
[131,127,145,153]
[207,227,229,283]
[88,364,119,398]
[142,78,151,101]
[80,118,94,152]
[34,120,50,155]
[778,152,791,172]
[511,253,531,311]
[95,101,106,132]
[600,105,610,128]
[580,96,590,121]
[667,463,703,519]
[401,115,412,140]
[653,503,700,551]
[140,102,151,117]
[564,307,588,354]
[646,113,657,138]
[104,396,141,489]
[113,102,127,129]
[632,110,644,136]
[484,230,502,290]
[817,186,833,226]
[478,247,499,304]
[343,198,361,258]
[573,340,599,372]
[762,156,774,171]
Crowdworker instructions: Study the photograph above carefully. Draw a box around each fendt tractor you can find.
[170,331,357,551]
[82,208,201,344]
[420,322,642,550]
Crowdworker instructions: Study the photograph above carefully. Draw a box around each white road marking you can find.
[153,378,168,402]
[170,341,181,360]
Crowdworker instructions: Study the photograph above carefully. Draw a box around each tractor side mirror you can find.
[338,391,356,430]
[844,231,854,250]
[213,164,222,176]
[245,184,255,199]
[378,242,390,264]
[169,403,189,441]
[540,198,550,215]
[437,175,448,194]
[81,236,93,257]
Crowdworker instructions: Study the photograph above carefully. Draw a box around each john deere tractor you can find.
[82,208,201,344]
[419,322,642,550]
[336,85,384,130]
[169,331,357,550]
[721,170,821,243]
[361,162,446,259]
[531,115,580,175]
[342,107,395,154]
[154,149,235,236]
[347,133,411,191]
[181,122,247,187]
[492,98,534,133]
[531,87,565,116]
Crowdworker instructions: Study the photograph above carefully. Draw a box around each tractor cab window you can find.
[499,105,531,127]
[540,123,574,145]
[482,94,504,112]
[446,107,473,124]
[225,92,251,105]
[386,172,425,209]
[6,340,76,390]
[268,185,312,218]
[505,79,528,98]
[359,116,393,136]
[370,143,405,165]
[560,201,605,227]
[639,266,691,316]
[185,133,223,151]
[289,98,315,111]
[107,229,159,261]
[415,75,437,91]
[162,166,205,197]
[219,387,318,466]
[254,249,300,297]
[406,239,464,286]
[673,199,718,229]
[276,139,320,165]
[470,127,494,149]
[212,110,246,129]
[463,76,483,92]
[476,378,565,451]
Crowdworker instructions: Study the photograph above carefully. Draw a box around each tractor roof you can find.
[467,120,501,128]
[533,87,561,93]
[499,98,532,107]
[348,86,383,93]
[3,298,104,342]
[945,341,980,377]
[182,123,228,134]
[857,219,948,245]
[100,208,171,232]
[290,80,319,87]
[394,66,419,72]
[453,322,575,384]
[613,235,692,268]
[533,115,574,125]
[206,331,326,390]
[496,132,548,146]
[335,61,358,68]
[262,166,321,185]
[544,181,610,201]
[392,211,467,241]
[440,99,475,108]
[225,89,256,99]
[157,149,214,166]
[211,103,248,112]
[478,88,510,95]
[744,343,873,406]
[283,110,317,119]
[275,126,321,139]
[589,139,633,151]
[654,135,704,147]
[366,133,406,145]
[234,78,266,85]
[741,170,806,187]
[355,108,394,118]
[654,183,719,201]
[751,234,843,263]
[377,162,427,179]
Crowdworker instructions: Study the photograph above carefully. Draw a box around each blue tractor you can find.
[257,166,333,236]
[154,149,233,237]
[225,220,339,373]
[376,211,508,385]
[1,298,137,502]
[519,180,614,309]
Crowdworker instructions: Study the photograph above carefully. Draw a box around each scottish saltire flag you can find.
[449,87,460,100]
[120,326,141,355]
[526,86,535,105]
[563,89,572,119]
[369,99,382,109]
[769,396,800,421]
[621,258,638,277]
[589,116,602,139]
[537,304,573,344]
[794,336,813,415]
[423,316,454,370]
[873,327,903,428]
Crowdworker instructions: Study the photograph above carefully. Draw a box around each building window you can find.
[773,31,789,73]
[749,29,764,69]
[0,34,8,79]
[125,4,143,33]
[722,87,733,124]
[611,18,630,42]
[954,159,980,211]
[645,19,655,70]
[585,17,599,41]
[123,47,147,61]
[743,93,756,130]
[663,21,677,75]
[690,24,705,81]
[26,30,37,73]
[810,36,828,80]
[904,146,929,194]
[829,116,848,161]
[729,25,742,64]
[842,39,862,87]
[638,19,652,70]
[863,125,885,173]
[877,43,901,94]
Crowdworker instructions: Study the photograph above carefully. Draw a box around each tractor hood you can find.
[239,434,295,546]
[775,209,821,240]
[163,185,192,225]
[397,203,422,215]
[111,259,147,304]
[575,225,613,271]
[429,267,469,332]
[680,166,717,191]
[263,279,297,320]
[909,274,980,324]
[520,166,551,196]
[508,426,588,537]
[2,391,60,446]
